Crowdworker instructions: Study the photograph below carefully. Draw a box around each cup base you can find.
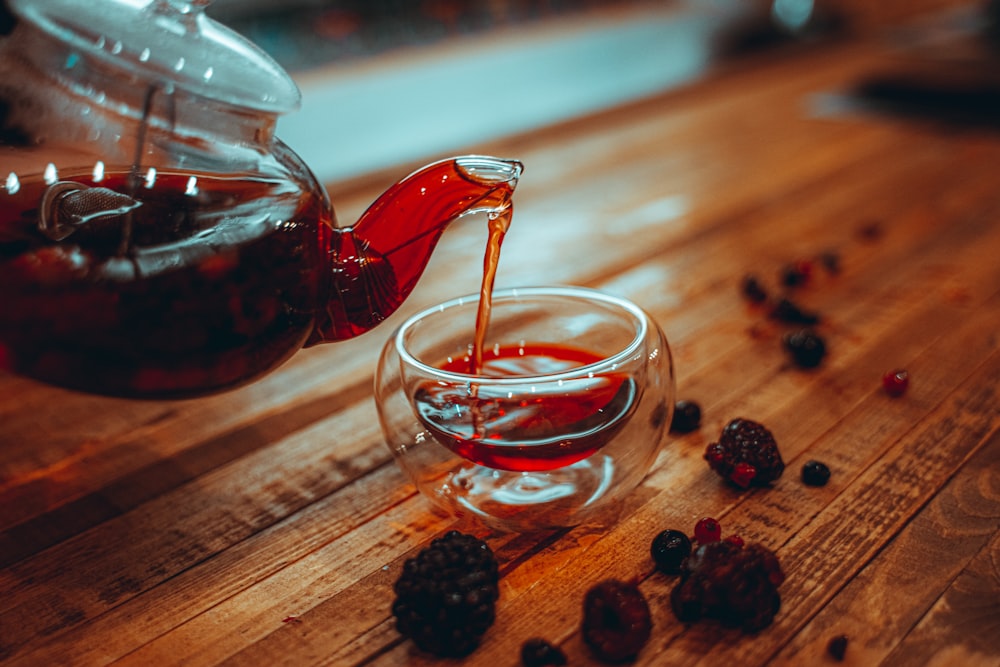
[431,455,620,532]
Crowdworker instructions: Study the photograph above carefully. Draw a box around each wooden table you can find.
[2,34,999,666]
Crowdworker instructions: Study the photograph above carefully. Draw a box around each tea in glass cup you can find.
[375,286,674,531]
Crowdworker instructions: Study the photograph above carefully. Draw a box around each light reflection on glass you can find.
[6,172,20,195]
[93,160,106,182]
[772,0,814,31]
[185,176,198,195]
[144,167,157,188]
[44,163,58,184]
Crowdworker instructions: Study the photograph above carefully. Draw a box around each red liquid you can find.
[471,205,510,374]
[413,343,637,472]
[0,157,518,398]
[0,169,327,398]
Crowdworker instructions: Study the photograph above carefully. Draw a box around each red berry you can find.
[694,517,722,544]
[730,462,757,488]
[882,369,909,397]
[724,534,745,548]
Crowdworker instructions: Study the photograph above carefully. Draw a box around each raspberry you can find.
[670,540,785,633]
[783,329,826,368]
[521,637,567,666]
[670,400,702,433]
[801,460,831,486]
[882,369,909,397]
[694,517,722,544]
[581,579,652,663]
[392,531,500,657]
[651,529,692,574]
[704,418,785,488]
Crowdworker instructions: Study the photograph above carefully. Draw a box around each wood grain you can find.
[2,32,1000,667]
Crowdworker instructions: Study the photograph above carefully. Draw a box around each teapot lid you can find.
[8,0,301,114]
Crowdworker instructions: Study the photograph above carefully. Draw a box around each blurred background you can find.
[0,0,991,183]
[198,0,993,183]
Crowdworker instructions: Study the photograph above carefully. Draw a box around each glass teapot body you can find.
[0,1,522,399]
[0,3,333,398]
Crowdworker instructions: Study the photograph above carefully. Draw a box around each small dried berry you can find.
[783,329,826,369]
[521,637,567,667]
[827,634,849,661]
[857,220,884,241]
[780,260,812,287]
[670,399,702,433]
[582,579,652,663]
[741,274,769,303]
[651,529,692,574]
[769,297,820,325]
[818,250,841,274]
[392,531,499,657]
[670,540,785,633]
[724,534,745,548]
[694,517,722,544]
[801,460,831,487]
[705,418,785,488]
[882,369,909,397]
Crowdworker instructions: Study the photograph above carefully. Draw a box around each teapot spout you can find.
[308,155,523,344]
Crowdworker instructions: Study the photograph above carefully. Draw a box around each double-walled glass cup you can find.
[375,286,674,532]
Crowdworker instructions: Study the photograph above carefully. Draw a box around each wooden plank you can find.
[771,428,1000,665]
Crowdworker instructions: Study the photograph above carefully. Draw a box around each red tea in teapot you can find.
[0,168,327,397]
[0,156,522,398]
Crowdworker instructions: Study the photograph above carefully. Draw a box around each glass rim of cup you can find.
[393,285,650,385]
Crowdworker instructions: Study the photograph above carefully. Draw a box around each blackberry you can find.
[650,529,692,574]
[521,637,567,666]
[801,460,831,486]
[392,531,500,658]
[769,298,820,325]
[582,579,652,663]
[704,418,784,488]
[670,400,702,433]
[783,329,826,369]
[670,540,785,633]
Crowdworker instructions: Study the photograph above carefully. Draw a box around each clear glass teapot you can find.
[0,0,522,398]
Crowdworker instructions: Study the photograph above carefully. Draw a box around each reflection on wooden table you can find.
[2,7,999,666]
